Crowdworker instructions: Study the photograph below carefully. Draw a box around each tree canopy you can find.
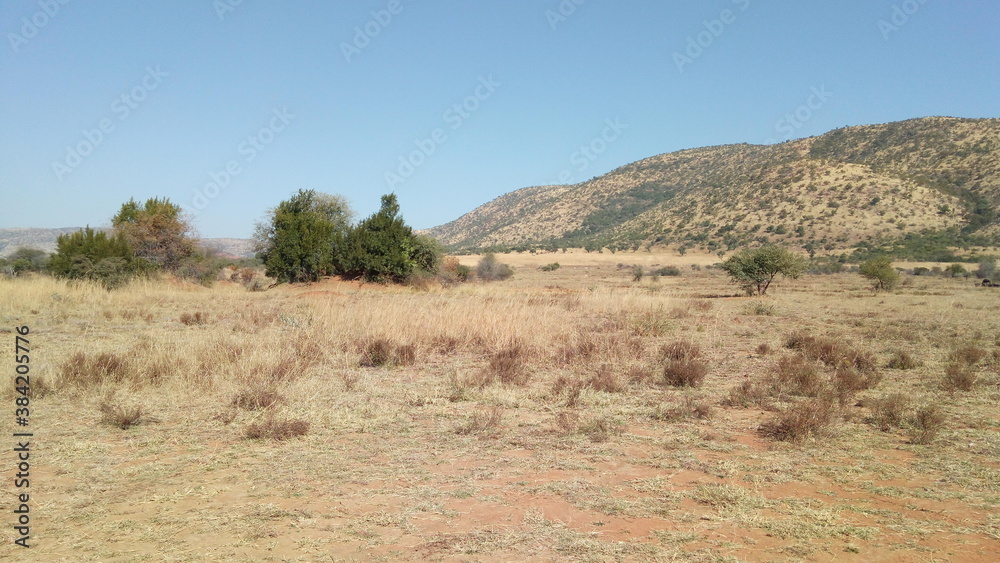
[112,197,194,271]
[721,245,807,296]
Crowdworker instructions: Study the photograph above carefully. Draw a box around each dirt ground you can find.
[0,252,998,561]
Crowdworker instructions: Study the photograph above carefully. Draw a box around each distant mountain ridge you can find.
[0,228,255,259]
[426,117,1000,253]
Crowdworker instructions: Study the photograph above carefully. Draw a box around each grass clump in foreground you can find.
[99,400,147,430]
[243,415,310,441]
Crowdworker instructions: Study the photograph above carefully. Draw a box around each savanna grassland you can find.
[1,251,998,562]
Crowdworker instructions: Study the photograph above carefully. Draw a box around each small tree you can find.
[721,245,807,296]
[859,257,900,292]
[975,257,997,281]
[475,253,513,282]
[338,194,439,283]
[254,190,353,283]
[112,197,195,272]
[5,248,49,274]
[48,227,143,289]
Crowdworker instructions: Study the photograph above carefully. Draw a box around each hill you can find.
[427,117,999,256]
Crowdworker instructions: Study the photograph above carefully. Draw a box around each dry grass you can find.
[2,263,998,561]
[942,362,978,391]
[99,399,146,429]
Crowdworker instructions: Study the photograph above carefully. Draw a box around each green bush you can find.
[721,245,807,296]
[540,263,560,272]
[48,227,145,289]
[859,257,900,292]
[944,263,968,278]
[255,190,353,283]
[338,194,440,283]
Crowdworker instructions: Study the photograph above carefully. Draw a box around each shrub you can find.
[587,365,625,393]
[337,195,439,283]
[440,256,472,284]
[654,266,681,277]
[908,405,945,445]
[112,197,196,272]
[475,253,514,282]
[99,400,146,429]
[631,265,644,282]
[773,354,824,397]
[722,379,775,409]
[179,311,208,326]
[974,257,997,280]
[254,190,352,283]
[761,396,839,442]
[949,345,987,366]
[540,262,560,272]
[859,257,900,292]
[48,227,145,289]
[867,393,911,431]
[477,344,530,387]
[552,375,586,407]
[941,362,977,391]
[652,395,714,422]
[756,343,773,356]
[578,416,623,442]
[59,351,133,387]
[744,301,776,316]
[456,406,503,436]
[243,415,310,440]
[231,387,285,410]
[944,263,968,278]
[886,350,918,370]
[660,340,701,361]
[721,245,807,296]
[662,359,708,388]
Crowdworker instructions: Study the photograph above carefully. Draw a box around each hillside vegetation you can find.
[427,117,999,256]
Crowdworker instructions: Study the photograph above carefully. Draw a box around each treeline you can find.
[2,190,514,290]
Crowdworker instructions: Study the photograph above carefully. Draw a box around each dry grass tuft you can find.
[60,351,133,388]
[660,340,701,361]
[941,362,977,392]
[886,350,919,370]
[587,364,626,393]
[552,374,586,406]
[908,405,945,445]
[578,416,623,442]
[243,415,310,441]
[785,331,877,372]
[661,359,708,388]
[760,396,840,442]
[179,311,208,326]
[652,395,714,422]
[231,387,285,410]
[756,342,773,356]
[773,354,824,397]
[358,337,417,368]
[99,400,146,429]
[477,344,531,387]
[456,406,504,436]
[722,379,776,409]
[949,345,987,366]
[866,393,911,431]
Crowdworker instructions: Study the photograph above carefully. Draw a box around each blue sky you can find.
[1,0,997,238]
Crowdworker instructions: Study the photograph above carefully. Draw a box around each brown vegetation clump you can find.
[755,343,773,356]
[99,400,146,430]
[456,406,504,436]
[773,354,824,397]
[662,359,709,388]
[660,340,701,361]
[587,364,625,393]
[867,393,911,431]
[886,350,919,370]
[784,331,877,372]
[60,351,133,387]
[908,405,946,445]
[941,362,977,392]
[722,379,775,409]
[243,415,310,441]
[652,395,714,422]
[179,311,208,326]
[231,387,285,411]
[578,416,623,443]
[358,337,417,368]
[761,396,840,442]
[551,374,586,407]
[477,344,531,387]
[949,345,987,366]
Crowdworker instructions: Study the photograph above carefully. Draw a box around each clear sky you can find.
[1,0,997,238]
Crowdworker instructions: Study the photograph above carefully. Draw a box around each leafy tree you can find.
[254,190,353,283]
[721,245,807,296]
[4,248,49,274]
[974,257,997,280]
[859,257,900,292]
[338,194,438,283]
[112,197,195,271]
[48,227,143,289]
[944,263,968,278]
